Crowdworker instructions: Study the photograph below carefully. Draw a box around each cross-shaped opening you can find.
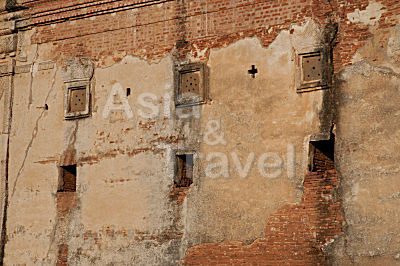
[248,65,258,78]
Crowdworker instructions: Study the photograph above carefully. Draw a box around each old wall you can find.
[0,0,400,265]
[184,32,327,246]
[330,24,400,264]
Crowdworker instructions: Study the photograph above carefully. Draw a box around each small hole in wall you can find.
[58,165,77,192]
[126,88,131,97]
[45,104,48,110]
[175,154,193,187]
[309,135,335,172]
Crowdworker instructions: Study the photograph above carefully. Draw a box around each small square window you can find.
[58,165,76,192]
[297,50,330,93]
[69,87,87,112]
[64,80,90,119]
[175,154,193,187]
[180,71,201,96]
[302,52,323,82]
[175,63,208,107]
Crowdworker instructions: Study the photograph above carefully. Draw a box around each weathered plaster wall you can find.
[184,32,327,246]
[328,23,400,265]
[3,17,331,266]
[5,53,185,264]
[1,0,400,264]
[5,64,61,264]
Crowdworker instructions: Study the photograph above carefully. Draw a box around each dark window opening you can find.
[309,135,335,172]
[175,154,193,187]
[58,165,77,192]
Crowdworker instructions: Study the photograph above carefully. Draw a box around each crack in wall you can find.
[28,43,39,109]
[0,86,5,103]
[0,72,14,265]
[0,137,10,265]
[68,121,79,149]
[44,211,60,263]
[10,67,57,200]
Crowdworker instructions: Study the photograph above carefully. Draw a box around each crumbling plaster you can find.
[328,21,400,265]
[3,0,400,261]
[3,19,333,264]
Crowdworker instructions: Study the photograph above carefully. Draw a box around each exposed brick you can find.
[56,244,68,266]
[18,0,400,73]
[182,170,343,265]
[56,192,78,217]
[169,186,191,204]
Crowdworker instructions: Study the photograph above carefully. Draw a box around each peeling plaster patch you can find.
[351,182,359,200]
[31,63,38,77]
[118,54,172,69]
[294,110,316,127]
[267,31,291,69]
[379,191,400,200]
[290,19,323,53]
[347,1,385,26]
[339,60,394,80]
[387,25,400,66]
[208,35,292,80]
[187,44,208,61]
[351,50,365,64]
[305,110,314,123]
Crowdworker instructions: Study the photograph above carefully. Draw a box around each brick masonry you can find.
[56,192,78,218]
[312,147,335,172]
[55,192,79,266]
[17,0,400,71]
[56,244,68,266]
[169,186,191,204]
[182,170,343,265]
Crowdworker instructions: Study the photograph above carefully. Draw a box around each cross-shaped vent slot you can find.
[69,87,86,112]
[302,53,323,82]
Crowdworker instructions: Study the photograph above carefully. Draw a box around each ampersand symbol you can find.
[204,120,227,146]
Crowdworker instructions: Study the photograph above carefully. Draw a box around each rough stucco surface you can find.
[330,24,400,265]
[185,33,327,245]
[0,0,400,265]
[4,31,327,265]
